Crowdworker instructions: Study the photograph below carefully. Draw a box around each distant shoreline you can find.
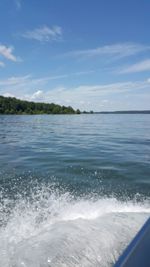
[0,111,150,115]
[0,95,150,115]
[82,110,150,114]
[94,111,150,114]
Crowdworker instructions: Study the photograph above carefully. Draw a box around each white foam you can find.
[0,187,149,267]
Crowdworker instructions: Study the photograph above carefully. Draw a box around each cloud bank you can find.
[1,75,150,111]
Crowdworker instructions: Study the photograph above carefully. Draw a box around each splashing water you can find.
[0,185,149,267]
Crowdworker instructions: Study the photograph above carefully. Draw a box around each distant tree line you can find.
[0,96,81,115]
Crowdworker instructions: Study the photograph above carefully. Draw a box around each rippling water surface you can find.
[0,114,150,267]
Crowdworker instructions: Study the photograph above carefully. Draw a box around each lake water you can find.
[0,114,150,267]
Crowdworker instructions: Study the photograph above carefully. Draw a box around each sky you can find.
[0,0,150,111]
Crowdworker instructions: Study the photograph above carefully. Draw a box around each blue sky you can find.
[0,0,150,111]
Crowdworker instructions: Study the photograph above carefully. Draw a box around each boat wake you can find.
[0,186,150,267]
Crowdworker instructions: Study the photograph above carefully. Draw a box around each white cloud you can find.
[0,61,5,67]
[0,71,94,89]
[0,44,19,62]
[31,90,43,100]
[22,25,62,42]
[120,59,150,73]
[37,70,94,82]
[63,43,149,59]
[0,75,31,86]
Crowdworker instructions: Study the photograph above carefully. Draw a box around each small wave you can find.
[0,185,150,267]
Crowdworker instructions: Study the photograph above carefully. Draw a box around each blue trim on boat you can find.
[114,217,150,267]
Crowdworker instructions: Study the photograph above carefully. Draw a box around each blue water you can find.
[0,114,150,267]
